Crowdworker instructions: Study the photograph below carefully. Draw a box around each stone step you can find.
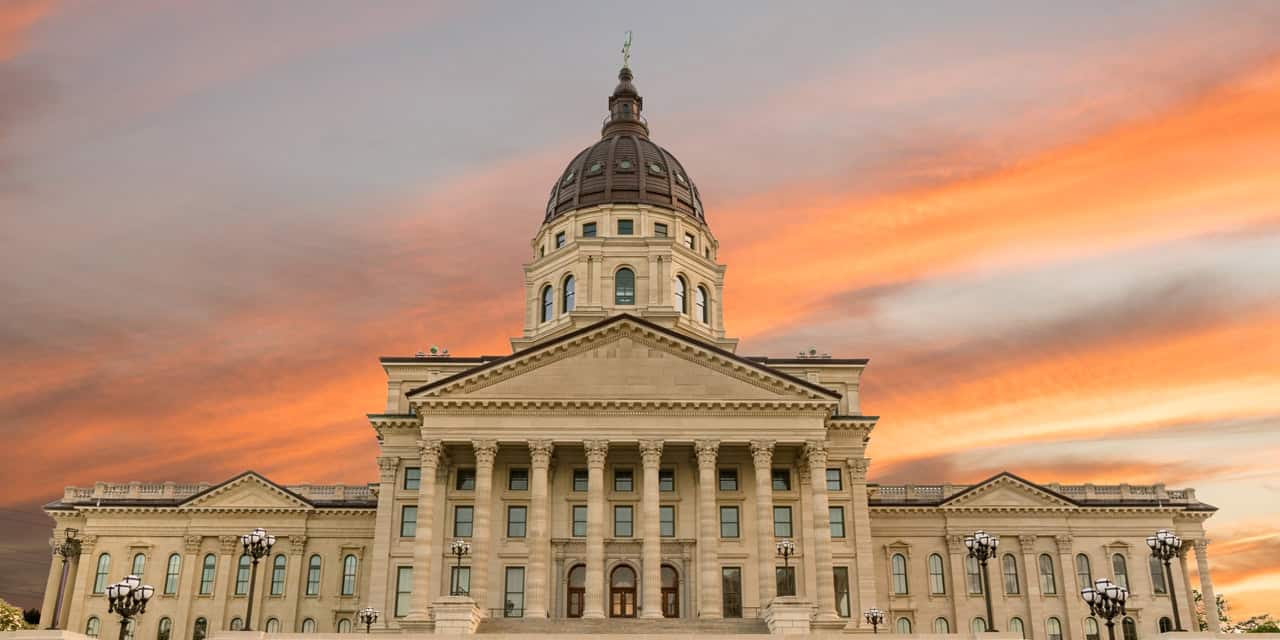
[476,616,771,634]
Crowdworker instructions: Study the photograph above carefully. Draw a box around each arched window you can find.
[1085,617,1101,640]
[928,553,946,594]
[1149,555,1167,594]
[1076,554,1093,588]
[896,618,912,634]
[972,617,988,634]
[93,554,111,593]
[1112,554,1129,590]
[337,619,353,633]
[265,619,280,633]
[562,275,576,313]
[164,554,181,595]
[540,285,554,323]
[1047,617,1064,640]
[199,553,217,595]
[192,617,208,640]
[1039,554,1057,594]
[696,286,709,323]
[230,618,243,631]
[271,554,287,595]
[614,268,635,305]
[342,554,358,595]
[1159,618,1173,633]
[966,555,983,594]
[1122,617,1138,640]
[156,617,172,640]
[567,564,586,618]
[674,276,688,314]
[610,564,637,618]
[890,553,908,594]
[306,554,323,595]
[1003,553,1020,594]
[132,552,146,576]
[301,619,317,633]
[1010,617,1026,639]
[933,618,950,634]
[86,616,101,638]
[660,564,679,618]
[235,554,251,595]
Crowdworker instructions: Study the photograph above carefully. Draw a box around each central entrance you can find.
[609,565,637,618]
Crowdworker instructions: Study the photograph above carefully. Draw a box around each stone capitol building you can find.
[36,64,1221,639]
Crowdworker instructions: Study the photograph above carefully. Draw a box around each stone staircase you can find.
[477,616,771,634]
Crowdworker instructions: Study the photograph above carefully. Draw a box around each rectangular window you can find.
[504,567,525,617]
[658,469,675,492]
[395,567,413,617]
[403,467,420,490]
[455,468,476,491]
[654,222,668,237]
[773,506,793,538]
[660,505,676,537]
[400,505,417,537]
[617,219,634,235]
[614,505,634,537]
[507,506,527,538]
[582,222,597,238]
[722,567,743,618]
[826,468,843,491]
[776,566,797,597]
[454,505,474,537]
[833,567,852,618]
[450,566,471,596]
[719,506,740,538]
[684,233,695,250]
[572,469,589,491]
[572,505,588,537]
[555,231,566,248]
[829,506,846,538]
[718,468,738,491]
[509,468,529,491]
[614,468,634,492]
[771,469,791,491]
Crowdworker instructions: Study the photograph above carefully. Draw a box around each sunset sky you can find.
[2,0,1278,618]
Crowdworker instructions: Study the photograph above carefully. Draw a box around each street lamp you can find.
[106,574,154,640]
[964,530,1000,632]
[357,607,379,634]
[239,527,276,630]
[1082,577,1129,640]
[1147,529,1185,631]
[775,539,796,596]
[48,528,81,629]
[864,607,884,634]
[449,539,472,596]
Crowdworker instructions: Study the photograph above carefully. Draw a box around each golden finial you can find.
[621,31,632,69]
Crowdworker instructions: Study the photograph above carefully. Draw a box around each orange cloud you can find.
[0,0,50,60]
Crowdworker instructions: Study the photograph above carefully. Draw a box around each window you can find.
[555,231,566,248]
[826,468,843,491]
[684,233,695,250]
[1085,618,1100,640]
[301,619,316,633]
[230,618,243,631]
[235,554,251,595]
[582,222,597,237]
[404,467,420,490]
[972,618,988,633]
[830,506,846,538]
[156,617,172,640]
[773,506,793,537]
[719,506,740,538]
[93,553,110,593]
[614,468,634,492]
[572,505,588,537]
[573,469,588,491]
[658,469,675,492]
[455,468,475,491]
[540,285,553,323]
[1076,554,1093,588]
[891,553,909,594]
[654,222,668,237]
[562,275,576,313]
[86,617,100,638]
[1150,555,1168,594]
[1012,617,1027,639]
[771,469,791,491]
[341,554,358,595]
[934,618,950,634]
[192,618,207,640]
[834,567,851,618]
[504,567,526,617]
[1159,618,1173,633]
[897,618,912,634]
[401,505,417,537]
[614,268,635,305]
[265,619,280,633]
[776,566,796,597]
[1003,553,1020,594]
[454,505,474,537]
[450,566,471,596]
[695,286,709,323]
[928,553,946,594]
[395,567,413,617]
[164,553,181,595]
[509,468,529,490]
[199,554,216,595]
[614,505,634,537]
[660,505,676,537]
[674,276,687,314]
[132,552,146,576]
[718,468,738,491]
[271,555,286,595]
[722,567,743,618]
[617,219,634,235]
[1113,554,1129,589]
[1039,554,1057,594]
[967,555,984,594]
[306,554,322,596]
[507,506,528,538]
[337,619,352,633]
[1047,617,1064,640]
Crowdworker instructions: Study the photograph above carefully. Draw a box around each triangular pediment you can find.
[942,473,1077,509]
[180,472,311,511]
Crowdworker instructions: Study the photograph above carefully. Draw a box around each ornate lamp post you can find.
[106,574,154,640]
[1082,577,1129,640]
[448,539,472,595]
[864,607,884,634]
[1147,529,1185,631]
[239,527,276,630]
[775,539,796,596]
[357,607,379,634]
[48,528,81,629]
[964,530,1000,632]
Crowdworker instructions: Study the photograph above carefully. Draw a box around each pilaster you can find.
[751,440,777,608]
[695,440,722,618]
[1056,535,1085,640]
[282,536,306,633]
[847,458,876,630]
[367,456,400,624]
[65,534,96,632]
[212,535,239,632]
[1019,535,1044,640]
[172,536,202,640]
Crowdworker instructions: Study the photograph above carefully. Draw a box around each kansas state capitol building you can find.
[38,63,1222,639]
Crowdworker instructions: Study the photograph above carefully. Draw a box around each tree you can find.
[1194,589,1229,631]
[1232,614,1280,634]
[0,598,25,632]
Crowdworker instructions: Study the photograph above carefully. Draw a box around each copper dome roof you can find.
[544,67,705,224]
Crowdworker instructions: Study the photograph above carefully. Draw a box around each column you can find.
[695,440,722,618]
[65,534,96,632]
[470,441,498,614]
[282,536,306,633]
[640,440,664,618]
[750,440,777,608]
[39,549,62,627]
[366,456,399,622]
[58,551,81,628]
[404,439,442,623]
[806,442,839,621]
[583,439,609,619]
[211,535,238,631]
[1178,547,1197,631]
[172,536,202,640]
[1019,536,1045,640]
[526,440,554,618]
[946,536,967,630]
[848,459,876,629]
[1056,535,1085,640]
[797,465,819,605]
[1194,540,1221,632]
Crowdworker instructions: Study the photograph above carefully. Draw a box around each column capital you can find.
[377,456,400,482]
[288,535,308,556]
[584,439,609,468]
[417,439,443,467]
[529,439,555,467]
[473,440,498,467]
[1018,535,1038,553]
[797,462,811,484]
[1054,534,1073,551]
[803,440,829,467]
[219,535,240,554]
[639,439,664,468]
[1193,538,1211,553]
[847,458,869,482]
[749,439,775,469]
[77,534,98,555]
[184,535,203,554]
[694,440,720,467]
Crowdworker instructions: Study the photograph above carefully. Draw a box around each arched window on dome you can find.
[674,276,688,314]
[696,286,709,323]
[540,285,554,323]
[615,268,635,305]
[562,275,576,314]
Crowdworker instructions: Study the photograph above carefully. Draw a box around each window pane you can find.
[658,469,675,492]
[505,567,526,617]
[342,555,358,595]
[897,618,912,634]
[934,618,950,634]
[826,468,843,491]
[720,506,739,537]
[829,506,845,538]
[617,220,633,235]
[1039,554,1057,594]
[563,276,575,313]
[165,554,181,595]
[401,506,417,537]
[573,469,588,491]
[236,554,251,595]
[833,567,851,617]
[967,555,983,594]
[582,222,596,237]
[555,231,565,248]
[773,506,792,537]
[684,233,695,249]
[1003,554,1020,594]
[455,506,474,537]
[775,566,796,596]
[306,555,322,596]
[450,566,471,596]
[695,287,708,323]
[403,467,420,490]
[1113,554,1129,589]
[892,554,908,594]
[507,506,527,538]
[271,555,287,595]
[771,469,791,491]
[509,468,529,491]
[718,468,737,491]
[455,469,475,491]
[1149,555,1168,594]
[614,505,634,537]
[654,223,668,237]
[132,553,146,576]
[572,505,588,537]
[614,469,633,492]
[1012,618,1027,640]
[395,567,413,617]
[660,505,675,537]
[200,554,216,595]
[928,554,946,594]
[1077,554,1093,589]
[614,268,635,305]
[722,567,743,618]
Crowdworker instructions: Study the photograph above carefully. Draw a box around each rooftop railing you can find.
[61,480,374,504]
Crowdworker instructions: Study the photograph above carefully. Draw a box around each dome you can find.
[544,67,705,224]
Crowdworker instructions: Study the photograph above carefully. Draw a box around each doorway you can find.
[610,565,637,618]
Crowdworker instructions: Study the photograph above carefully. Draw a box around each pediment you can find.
[942,473,1077,510]
[180,472,311,511]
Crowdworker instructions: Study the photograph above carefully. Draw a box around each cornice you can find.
[869,505,1216,516]
[414,398,835,416]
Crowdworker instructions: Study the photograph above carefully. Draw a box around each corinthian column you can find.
[1056,535,1085,640]
[404,439,442,625]
[583,440,609,619]
[1194,540,1221,633]
[470,441,497,614]
[366,456,399,622]
[640,440,664,618]
[806,441,839,621]
[526,440,555,618]
[695,440,722,618]
[751,440,777,607]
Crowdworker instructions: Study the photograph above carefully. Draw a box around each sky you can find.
[1,0,1278,619]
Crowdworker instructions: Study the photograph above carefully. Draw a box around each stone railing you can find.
[870,481,1198,504]
[60,481,374,504]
